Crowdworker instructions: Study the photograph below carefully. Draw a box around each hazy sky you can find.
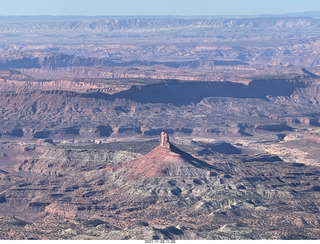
[1,0,320,16]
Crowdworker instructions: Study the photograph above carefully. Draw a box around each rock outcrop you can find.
[123,132,213,179]
[160,131,170,148]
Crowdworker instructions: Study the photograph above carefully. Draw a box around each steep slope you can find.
[123,132,214,179]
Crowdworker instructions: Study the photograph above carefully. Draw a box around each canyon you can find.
[0,15,319,240]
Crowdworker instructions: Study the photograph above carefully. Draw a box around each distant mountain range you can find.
[0,11,320,23]
[0,16,319,35]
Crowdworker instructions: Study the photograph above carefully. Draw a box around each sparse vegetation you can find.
[0,15,320,240]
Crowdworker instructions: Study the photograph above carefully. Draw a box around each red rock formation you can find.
[123,132,210,179]
[160,131,170,148]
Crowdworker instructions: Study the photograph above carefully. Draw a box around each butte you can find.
[123,132,215,179]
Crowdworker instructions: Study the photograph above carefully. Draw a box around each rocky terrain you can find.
[0,15,320,240]
[1,16,320,83]
[0,131,319,240]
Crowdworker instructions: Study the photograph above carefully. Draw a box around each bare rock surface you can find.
[0,15,320,240]
[0,134,319,240]
[123,132,211,178]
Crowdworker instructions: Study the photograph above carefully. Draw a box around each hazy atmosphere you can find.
[1,0,320,16]
[0,0,320,241]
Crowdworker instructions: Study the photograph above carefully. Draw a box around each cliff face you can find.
[1,75,317,178]
[159,131,170,148]
[0,78,318,141]
[0,78,130,94]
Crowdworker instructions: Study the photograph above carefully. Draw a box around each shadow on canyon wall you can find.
[82,79,307,105]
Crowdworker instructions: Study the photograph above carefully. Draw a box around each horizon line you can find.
[0,10,320,18]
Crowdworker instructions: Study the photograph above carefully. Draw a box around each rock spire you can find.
[160,131,170,148]
[123,131,211,179]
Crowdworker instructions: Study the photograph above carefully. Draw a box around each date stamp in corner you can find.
[145,240,176,244]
